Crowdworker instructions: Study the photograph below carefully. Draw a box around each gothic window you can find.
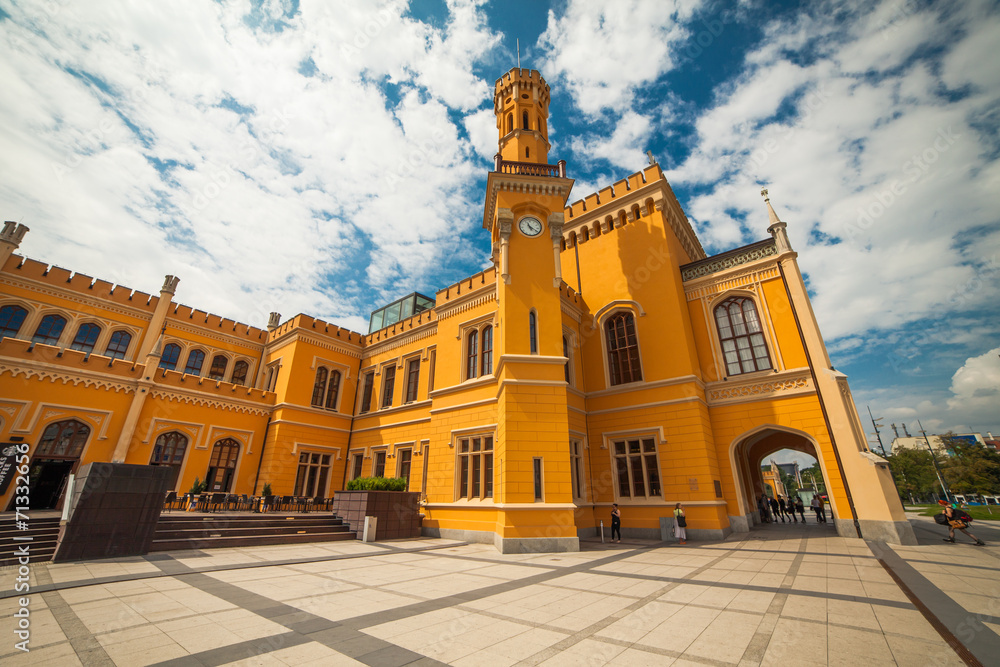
[70,323,101,353]
[506,113,513,134]
[605,312,642,385]
[205,438,239,493]
[104,330,132,360]
[715,297,772,375]
[183,349,205,375]
[563,335,571,383]
[311,367,328,407]
[36,419,90,458]
[231,360,249,385]
[325,370,340,410]
[159,343,181,370]
[0,305,27,340]
[570,440,584,501]
[522,110,529,129]
[466,329,479,379]
[150,431,188,488]
[405,358,420,403]
[612,437,662,499]
[208,355,228,380]
[381,365,395,408]
[32,314,66,346]
[294,452,331,497]
[481,325,492,376]
[457,434,493,500]
[529,310,538,354]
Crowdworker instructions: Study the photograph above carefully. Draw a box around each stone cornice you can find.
[684,265,781,302]
[434,284,497,321]
[705,368,814,406]
[681,239,777,283]
[166,319,267,351]
[149,387,272,416]
[267,329,362,359]
[362,321,438,358]
[482,171,575,232]
[0,362,136,394]
[586,374,705,399]
[0,274,153,322]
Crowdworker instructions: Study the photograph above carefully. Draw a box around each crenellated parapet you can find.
[167,302,270,343]
[4,255,159,311]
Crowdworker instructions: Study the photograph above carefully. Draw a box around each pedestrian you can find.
[810,494,821,523]
[758,494,771,523]
[779,495,795,522]
[769,496,783,522]
[610,503,621,543]
[795,496,806,522]
[940,501,985,545]
[674,502,687,544]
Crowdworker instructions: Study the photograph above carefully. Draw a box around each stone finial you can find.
[761,187,791,252]
[761,187,781,225]
[267,312,281,330]
[160,275,180,294]
[647,150,657,166]
[1,221,29,247]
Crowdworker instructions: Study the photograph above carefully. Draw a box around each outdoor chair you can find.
[162,490,178,512]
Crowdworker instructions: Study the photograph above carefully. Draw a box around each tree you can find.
[939,433,1000,497]
[801,463,825,493]
[884,448,939,503]
[778,468,799,496]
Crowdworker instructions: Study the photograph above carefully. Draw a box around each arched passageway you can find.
[731,426,840,530]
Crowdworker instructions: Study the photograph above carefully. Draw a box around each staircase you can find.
[150,513,356,552]
[0,514,61,567]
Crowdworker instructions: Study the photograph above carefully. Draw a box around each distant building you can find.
[761,460,786,499]
[776,461,801,485]
[890,433,987,456]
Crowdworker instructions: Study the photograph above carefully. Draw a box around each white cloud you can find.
[538,0,702,115]
[947,347,1000,419]
[570,111,652,170]
[0,0,499,330]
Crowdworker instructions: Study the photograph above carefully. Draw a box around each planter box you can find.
[329,490,421,540]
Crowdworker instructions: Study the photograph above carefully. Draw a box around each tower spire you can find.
[761,187,792,252]
[761,187,781,225]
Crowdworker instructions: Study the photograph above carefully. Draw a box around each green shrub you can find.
[188,477,206,495]
[262,483,272,497]
[345,476,408,491]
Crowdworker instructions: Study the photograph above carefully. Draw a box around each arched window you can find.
[159,343,181,370]
[0,305,27,340]
[183,349,205,375]
[506,113,513,134]
[231,360,249,385]
[311,367,328,407]
[522,110,529,129]
[36,419,90,458]
[529,311,538,354]
[104,331,132,360]
[208,355,227,380]
[605,312,642,386]
[150,431,188,488]
[715,297,772,375]
[467,329,479,379]
[525,147,530,159]
[481,325,492,376]
[205,438,240,493]
[32,314,66,346]
[326,370,341,409]
[70,323,101,353]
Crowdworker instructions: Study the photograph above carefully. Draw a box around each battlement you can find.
[494,67,551,112]
[495,67,546,90]
[565,164,663,220]
[5,255,158,309]
[268,313,363,345]
[436,267,497,304]
[168,302,269,342]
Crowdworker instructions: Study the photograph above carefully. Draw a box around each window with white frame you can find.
[397,448,412,490]
[457,434,493,500]
[294,451,331,497]
[404,357,420,403]
[359,370,374,413]
[350,452,364,480]
[373,450,386,477]
[605,311,642,386]
[612,436,662,499]
[570,440,584,501]
[381,365,396,408]
[714,296,772,376]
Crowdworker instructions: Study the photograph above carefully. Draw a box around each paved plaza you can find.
[2,513,998,666]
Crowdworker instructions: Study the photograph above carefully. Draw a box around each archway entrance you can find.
[205,438,240,493]
[732,426,838,529]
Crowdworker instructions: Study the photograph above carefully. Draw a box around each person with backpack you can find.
[938,500,986,545]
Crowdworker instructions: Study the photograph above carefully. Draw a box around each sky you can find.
[1,0,998,459]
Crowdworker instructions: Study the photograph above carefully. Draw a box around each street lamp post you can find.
[918,419,951,502]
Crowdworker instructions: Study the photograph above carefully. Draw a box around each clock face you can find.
[518,216,543,237]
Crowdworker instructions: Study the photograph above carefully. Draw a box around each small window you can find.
[457,435,494,500]
[428,350,436,392]
[231,360,249,386]
[373,450,386,478]
[159,343,181,370]
[311,367,328,407]
[70,323,101,353]
[0,305,28,340]
[32,314,66,346]
[563,335,570,384]
[208,355,227,380]
[522,110,529,130]
[481,326,493,376]
[360,371,374,413]
[606,312,642,385]
[533,458,543,501]
[466,329,478,379]
[351,452,364,480]
[104,330,132,360]
[570,440,584,501]
[715,297,772,375]
[529,311,538,354]
[184,349,205,375]
[405,358,420,403]
[397,449,412,490]
[325,370,340,410]
[381,365,396,408]
[612,437,662,499]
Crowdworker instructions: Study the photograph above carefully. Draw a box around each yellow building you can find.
[0,67,916,551]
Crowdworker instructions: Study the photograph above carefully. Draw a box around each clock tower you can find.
[482,68,577,552]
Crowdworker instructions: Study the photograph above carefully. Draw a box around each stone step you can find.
[149,530,357,552]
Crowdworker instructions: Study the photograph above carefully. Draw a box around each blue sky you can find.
[1,0,998,449]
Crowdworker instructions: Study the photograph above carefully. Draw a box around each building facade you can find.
[0,67,916,551]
